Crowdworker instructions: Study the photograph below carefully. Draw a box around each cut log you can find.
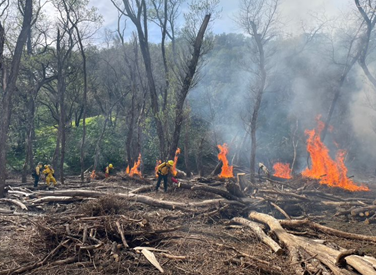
[231,217,283,255]
[351,205,376,217]
[249,211,376,275]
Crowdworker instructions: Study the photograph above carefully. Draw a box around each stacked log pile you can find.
[1,174,376,274]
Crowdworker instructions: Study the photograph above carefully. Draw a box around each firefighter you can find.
[43,164,57,188]
[32,162,43,188]
[156,160,174,192]
[105,163,114,178]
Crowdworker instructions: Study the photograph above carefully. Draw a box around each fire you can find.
[273,163,292,179]
[172,148,181,176]
[217,143,234,178]
[155,160,162,177]
[90,170,96,179]
[125,165,130,174]
[302,117,369,192]
[129,154,142,177]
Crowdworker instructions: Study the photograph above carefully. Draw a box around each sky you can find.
[87,0,354,39]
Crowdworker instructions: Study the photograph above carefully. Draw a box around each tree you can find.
[111,0,167,158]
[0,0,32,197]
[236,0,279,182]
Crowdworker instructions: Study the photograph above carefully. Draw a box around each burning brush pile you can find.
[272,117,368,192]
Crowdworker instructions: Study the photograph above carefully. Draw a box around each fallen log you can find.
[231,217,283,255]
[249,211,376,275]
[0,198,28,210]
[31,196,83,204]
[279,218,376,243]
[257,189,310,201]
[191,185,242,201]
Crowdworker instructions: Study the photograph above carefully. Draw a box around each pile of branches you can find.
[2,173,376,274]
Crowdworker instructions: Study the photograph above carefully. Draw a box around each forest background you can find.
[1,0,376,197]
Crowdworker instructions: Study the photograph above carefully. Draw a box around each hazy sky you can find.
[88,0,354,37]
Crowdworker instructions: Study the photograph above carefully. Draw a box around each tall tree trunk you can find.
[126,89,135,166]
[78,34,87,182]
[321,55,359,141]
[249,22,266,183]
[0,0,32,197]
[57,29,67,184]
[168,14,211,159]
[196,137,205,177]
[22,95,35,183]
[161,0,169,111]
[184,117,191,177]
[94,117,109,171]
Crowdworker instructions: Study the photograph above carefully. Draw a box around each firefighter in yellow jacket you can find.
[43,165,57,188]
[105,163,114,178]
[32,162,43,188]
[156,160,174,192]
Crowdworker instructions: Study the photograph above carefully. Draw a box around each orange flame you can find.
[273,163,292,179]
[125,165,130,174]
[91,170,96,179]
[155,160,162,177]
[172,148,181,176]
[129,154,142,177]
[217,143,234,178]
[302,117,368,192]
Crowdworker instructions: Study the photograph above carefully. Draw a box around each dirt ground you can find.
[1,175,376,274]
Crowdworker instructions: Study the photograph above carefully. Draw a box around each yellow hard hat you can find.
[109,164,113,168]
[167,160,174,166]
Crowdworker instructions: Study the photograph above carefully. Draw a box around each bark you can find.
[76,27,87,183]
[0,0,33,198]
[249,22,267,183]
[184,117,191,177]
[168,14,211,159]
[22,94,35,183]
[57,28,67,184]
